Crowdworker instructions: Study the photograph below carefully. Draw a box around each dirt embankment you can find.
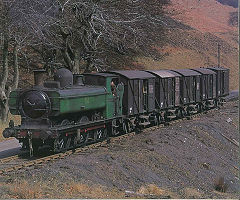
[0,100,238,199]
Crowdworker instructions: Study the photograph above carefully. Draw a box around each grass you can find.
[137,184,179,198]
[63,182,125,199]
[1,178,236,199]
[1,178,125,199]
[0,115,21,142]
[0,177,182,199]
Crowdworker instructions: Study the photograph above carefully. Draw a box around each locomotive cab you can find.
[84,73,124,118]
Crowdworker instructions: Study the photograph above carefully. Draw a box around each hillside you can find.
[9,0,238,91]
[135,0,238,90]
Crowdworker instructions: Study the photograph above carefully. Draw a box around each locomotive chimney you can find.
[33,69,46,86]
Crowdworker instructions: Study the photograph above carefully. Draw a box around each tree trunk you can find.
[1,86,11,122]
[73,48,81,74]
[0,33,8,90]
[12,44,19,90]
[0,34,9,122]
[61,45,74,70]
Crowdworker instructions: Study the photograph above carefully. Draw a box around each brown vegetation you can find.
[135,0,238,90]
[1,178,181,199]
[2,179,124,199]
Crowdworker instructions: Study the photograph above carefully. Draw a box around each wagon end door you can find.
[147,78,155,112]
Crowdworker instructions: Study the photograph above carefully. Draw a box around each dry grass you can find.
[2,179,125,199]
[181,187,204,198]
[63,182,125,199]
[4,180,45,199]
[1,178,180,199]
[137,184,179,198]
[169,0,237,34]
[0,115,21,142]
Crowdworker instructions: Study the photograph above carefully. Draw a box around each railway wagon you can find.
[145,70,182,120]
[207,66,229,98]
[146,70,181,110]
[191,68,217,109]
[171,69,201,106]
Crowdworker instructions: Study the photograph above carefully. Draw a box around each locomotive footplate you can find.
[4,117,122,140]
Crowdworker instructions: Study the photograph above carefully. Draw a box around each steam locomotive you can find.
[3,66,229,156]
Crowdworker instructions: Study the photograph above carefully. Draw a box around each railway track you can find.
[0,108,217,175]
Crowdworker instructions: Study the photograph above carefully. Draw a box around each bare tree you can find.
[9,0,169,73]
[0,0,169,121]
[0,1,20,122]
[0,0,39,121]
[53,0,170,72]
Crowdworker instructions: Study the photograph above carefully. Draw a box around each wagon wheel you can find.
[176,109,183,119]
[164,112,170,122]
[32,140,40,156]
[157,113,164,124]
[196,104,202,113]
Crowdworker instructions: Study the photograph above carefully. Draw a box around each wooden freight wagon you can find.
[171,69,201,105]
[191,68,217,101]
[145,70,181,110]
[207,66,229,97]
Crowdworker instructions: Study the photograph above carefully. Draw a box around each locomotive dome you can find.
[54,68,73,88]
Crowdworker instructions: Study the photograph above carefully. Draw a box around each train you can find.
[3,66,229,156]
